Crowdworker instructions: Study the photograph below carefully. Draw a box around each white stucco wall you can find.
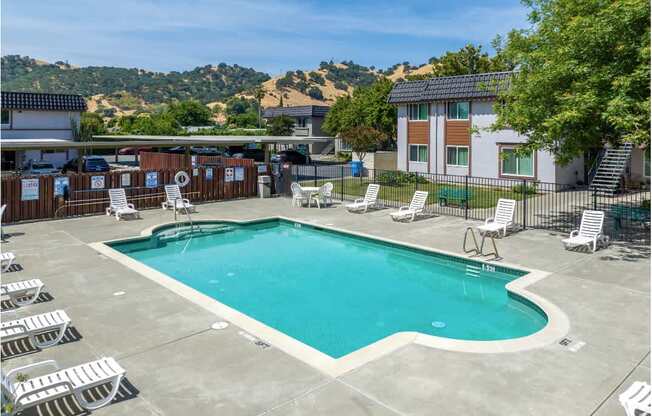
[397,105,408,171]
[1,110,79,140]
[430,102,446,175]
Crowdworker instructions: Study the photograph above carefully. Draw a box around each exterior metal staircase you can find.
[589,143,633,195]
[320,140,336,155]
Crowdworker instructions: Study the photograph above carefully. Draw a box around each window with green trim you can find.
[409,144,428,162]
[447,102,469,120]
[501,148,534,177]
[446,146,469,166]
[408,103,428,121]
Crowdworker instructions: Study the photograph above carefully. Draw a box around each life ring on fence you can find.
[175,171,191,187]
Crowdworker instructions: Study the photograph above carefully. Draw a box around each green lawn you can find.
[301,177,534,209]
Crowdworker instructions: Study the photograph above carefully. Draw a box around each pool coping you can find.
[89,216,570,378]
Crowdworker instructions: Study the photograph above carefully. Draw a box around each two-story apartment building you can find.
[388,72,585,184]
[262,105,334,154]
[1,91,87,169]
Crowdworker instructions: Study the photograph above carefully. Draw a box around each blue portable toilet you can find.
[351,160,363,177]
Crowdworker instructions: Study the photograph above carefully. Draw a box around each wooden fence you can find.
[139,151,256,170]
[1,166,262,223]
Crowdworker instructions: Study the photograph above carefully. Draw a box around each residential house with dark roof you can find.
[1,91,87,169]
[262,105,334,154]
[388,71,586,184]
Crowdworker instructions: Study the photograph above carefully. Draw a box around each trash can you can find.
[351,161,363,177]
[258,175,271,198]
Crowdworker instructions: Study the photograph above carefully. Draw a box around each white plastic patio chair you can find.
[106,188,140,220]
[390,191,429,222]
[162,184,195,212]
[562,210,606,252]
[1,252,16,272]
[477,198,516,237]
[311,182,333,208]
[1,309,71,349]
[1,357,126,413]
[346,184,380,213]
[619,381,651,416]
[1,279,45,307]
[291,182,309,207]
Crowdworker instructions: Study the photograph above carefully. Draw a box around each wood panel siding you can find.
[407,121,429,145]
[445,120,471,146]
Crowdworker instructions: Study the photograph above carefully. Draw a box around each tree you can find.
[322,78,396,145]
[492,0,650,164]
[253,86,265,128]
[266,115,295,136]
[340,126,384,161]
[167,99,212,126]
[76,112,106,141]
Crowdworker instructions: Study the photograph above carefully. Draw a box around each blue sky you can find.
[1,0,530,76]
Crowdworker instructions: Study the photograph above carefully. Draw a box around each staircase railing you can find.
[587,149,605,185]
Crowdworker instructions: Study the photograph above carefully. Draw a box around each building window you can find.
[1,110,10,128]
[408,104,428,121]
[645,148,650,177]
[296,117,306,127]
[409,144,428,163]
[446,146,469,167]
[501,147,534,177]
[447,102,469,120]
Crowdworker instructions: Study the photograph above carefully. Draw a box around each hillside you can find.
[1,55,436,116]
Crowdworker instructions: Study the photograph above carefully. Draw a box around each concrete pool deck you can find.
[1,197,649,415]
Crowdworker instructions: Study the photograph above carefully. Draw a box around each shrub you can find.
[511,182,538,195]
[307,87,324,100]
[336,151,352,162]
[376,171,428,186]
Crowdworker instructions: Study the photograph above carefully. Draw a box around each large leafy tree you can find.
[322,78,396,144]
[167,99,212,126]
[493,0,650,164]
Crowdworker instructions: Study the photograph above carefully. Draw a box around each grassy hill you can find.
[1,55,436,116]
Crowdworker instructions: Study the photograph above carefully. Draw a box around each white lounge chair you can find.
[390,191,429,222]
[346,184,380,213]
[1,309,71,349]
[1,279,45,307]
[477,198,516,237]
[562,210,606,252]
[311,182,333,208]
[619,381,651,416]
[291,182,309,207]
[162,184,195,212]
[106,188,140,220]
[1,252,16,272]
[1,357,126,413]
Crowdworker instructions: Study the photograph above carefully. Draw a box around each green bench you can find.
[437,188,474,208]
[610,204,650,229]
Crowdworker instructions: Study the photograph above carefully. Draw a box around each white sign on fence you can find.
[225,168,234,182]
[21,178,39,201]
[191,155,197,168]
[257,164,267,174]
[54,177,69,197]
[121,173,131,187]
[206,168,213,180]
[91,176,105,189]
[234,167,244,181]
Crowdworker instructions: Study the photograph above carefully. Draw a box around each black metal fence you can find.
[292,164,651,243]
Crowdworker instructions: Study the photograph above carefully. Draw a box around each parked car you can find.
[242,148,266,162]
[23,160,59,175]
[118,147,152,155]
[62,156,110,173]
[164,146,226,156]
[272,150,312,165]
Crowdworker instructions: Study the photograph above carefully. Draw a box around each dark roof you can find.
[263,105,330,118]
[1,91,87,111]
[387,71,513,104]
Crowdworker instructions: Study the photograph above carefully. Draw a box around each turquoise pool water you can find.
[111,220,547,358]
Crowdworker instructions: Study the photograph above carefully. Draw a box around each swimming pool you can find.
[109,219,548,359]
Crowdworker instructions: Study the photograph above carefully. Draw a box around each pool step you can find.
[465,264,482,278]
[157,224,234,242]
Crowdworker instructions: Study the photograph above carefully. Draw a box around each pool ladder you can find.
[173,198,198,234]
[463,227,501,261]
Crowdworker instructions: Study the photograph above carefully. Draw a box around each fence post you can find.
[340,165,345,201]
[593,188,597,211]
[464,175,469,220]
[314,164,317,187]
[522,179,527,230]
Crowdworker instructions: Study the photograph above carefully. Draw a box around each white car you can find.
[23,160,59,175]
